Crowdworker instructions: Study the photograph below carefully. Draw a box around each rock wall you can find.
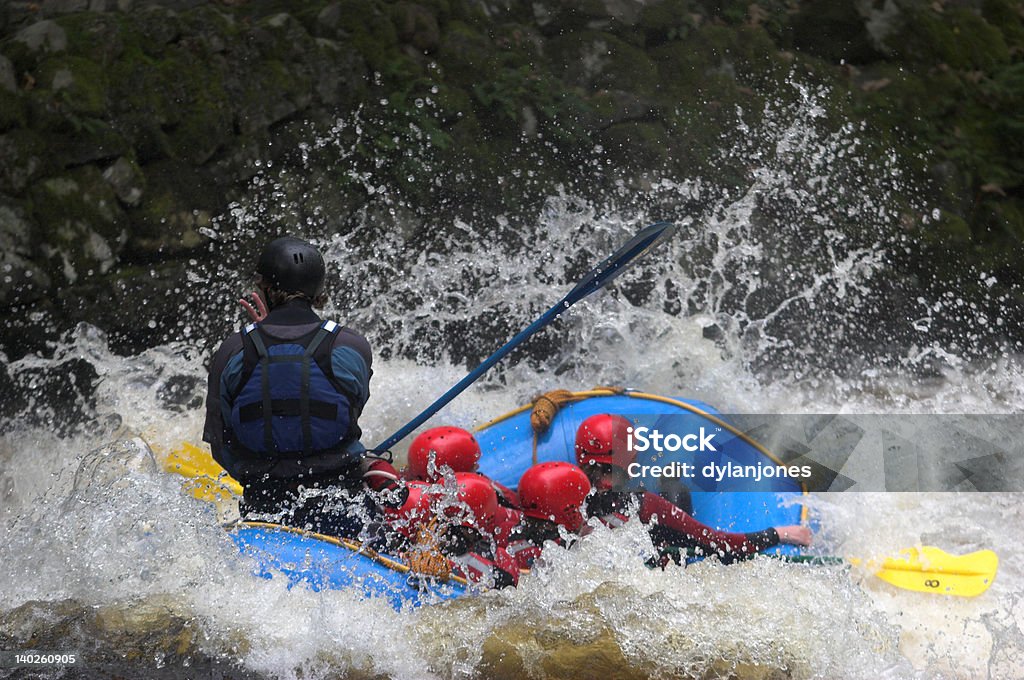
[1,0,1022,358]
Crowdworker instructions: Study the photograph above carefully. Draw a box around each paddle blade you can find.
[162,441,243,502]
[565,221,677,303]
[872,547,998,597]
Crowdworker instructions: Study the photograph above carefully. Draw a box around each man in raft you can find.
[203,236,405,538]
[400,425,521,545]
[400,472,520,588]
[405,425,521,509]
[576,414,812,563]
[504,461,592,571]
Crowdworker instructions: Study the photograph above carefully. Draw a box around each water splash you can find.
[2,78,1024,678]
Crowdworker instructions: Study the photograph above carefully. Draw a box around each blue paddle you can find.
[372,221,678,453]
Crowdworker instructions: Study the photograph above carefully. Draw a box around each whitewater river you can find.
[2,88,1022,679]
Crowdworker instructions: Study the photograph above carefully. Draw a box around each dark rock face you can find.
[0,0,1021,364]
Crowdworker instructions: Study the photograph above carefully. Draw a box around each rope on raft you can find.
[528,386,626,464]
[402,517,454,581]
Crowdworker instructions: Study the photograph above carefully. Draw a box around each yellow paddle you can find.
[854,546,999,598]
[161,441,998,597]
[160,441,242,501]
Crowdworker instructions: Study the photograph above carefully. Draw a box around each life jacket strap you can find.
[300,321,340,457]
[245,324,275,454]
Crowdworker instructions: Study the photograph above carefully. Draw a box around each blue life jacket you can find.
[228,320,357,463]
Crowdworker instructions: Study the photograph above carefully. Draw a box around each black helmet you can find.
[256,237,326,298]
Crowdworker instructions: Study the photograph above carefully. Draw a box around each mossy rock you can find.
[0,198,52,306]
[0,88,28,132]
[57,120,132,168]
[649,23,786,100]
[132,7,186,59]
[316,0,400,72]
[982,0,1024,49]
[649,39,710,95]
[124,159,220,257]
[787,0,880,64]
[546,29,659,92]
[232,58,313,134]
[34,54,109,117]
[890,5,1009,71]
[53,12,127,66]
[28,166,128,283]
[928,210,972,245]
[105,32,234,162]
[0,128,53,195]
[596,120,670,170]
[3,20,68,74]
[391,2,442,53]
[436,19,498,86]
[639,0,703,47]
[987,200,1024,245]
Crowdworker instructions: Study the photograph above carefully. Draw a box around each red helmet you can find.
[575,414,634,469]
[518,462,592,532]
[385,480,432,539]
[438,472,498,531]
[406,426,481,481]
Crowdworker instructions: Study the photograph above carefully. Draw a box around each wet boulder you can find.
[0,198,51,307]
[29,166,128,284]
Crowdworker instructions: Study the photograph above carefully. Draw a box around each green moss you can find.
[894,6,1009,71]
[56,13,128,66]
[787,0,880,64]
[0,90,27,132]
[982,0,1024,49]
[639,0,703,46]
[158,50,233,162]
[104,26,234,163]
[332,0,401,71]
[27,166,126,281]
[0,128,54,195]
[437,20,497,86]
[929,211,972,244]
[30,166,124,238]
[597,121,670,170]
[651,23,789,101]
[546,30,659,92]
[35,55,109,117]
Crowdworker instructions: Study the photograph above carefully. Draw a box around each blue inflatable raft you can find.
[475,389,807,556]
[230,522,468,609]
[221,390,807,608]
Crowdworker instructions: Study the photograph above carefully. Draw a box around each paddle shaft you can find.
[373,294,572,453]
[371,221,677,453]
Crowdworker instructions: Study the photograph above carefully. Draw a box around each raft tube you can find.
[230,522,468,610]
[475,390,807,556]
[223,390,807,608]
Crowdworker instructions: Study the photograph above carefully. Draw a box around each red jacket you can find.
[591,490,780,562]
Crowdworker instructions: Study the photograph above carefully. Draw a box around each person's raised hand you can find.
[239,290,268,322]
[775,525,813,546]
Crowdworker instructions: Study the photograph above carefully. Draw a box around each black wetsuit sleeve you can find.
[639,491,782,564]
[336,328,372,371]
[337,327,372,393]
[202,332,243,464]
[743,528,780,553]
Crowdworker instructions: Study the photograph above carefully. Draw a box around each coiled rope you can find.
[402,518,453,580]
[527,386,626,464]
